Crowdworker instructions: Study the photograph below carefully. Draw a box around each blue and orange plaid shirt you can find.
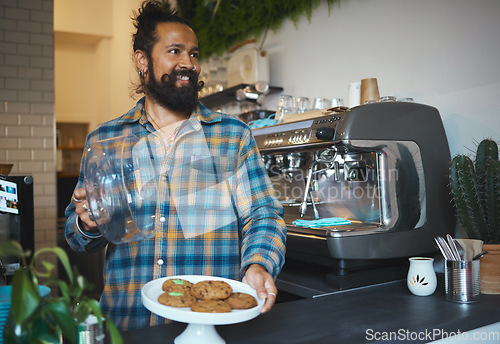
[64,97,286,330]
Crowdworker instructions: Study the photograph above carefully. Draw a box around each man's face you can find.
[146,22,201,113]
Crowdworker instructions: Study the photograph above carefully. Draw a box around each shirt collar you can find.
[117,97,222,126]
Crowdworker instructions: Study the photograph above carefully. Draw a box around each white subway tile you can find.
[0,89,18,101]
[18,43,43,56]
[5,54,30,67]
[34,172,56,185]
[1,113,20,124]
[5,102,30,113]
[33,195,56,207]
[0,66,18,78]
[19,114,44,125]
[6,125,30,137]
[30,11,53,24]
[5,78,30,90]
[30,102,53,113]
[0,137,19,148]
[4,31,30,44]
[19,160,44,173]
[19,137,43,148]
[18,67,43,79]
[31,125,53,137]
[30,56,53,69]
[19,0,43,10]
[19,90,43,102]
[31,80,53,91]
[5,7,30,20]
[6,149,30,160]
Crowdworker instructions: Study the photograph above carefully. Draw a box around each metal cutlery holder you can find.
[445,260,480,303]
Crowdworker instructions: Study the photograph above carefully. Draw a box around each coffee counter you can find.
[122,276,500,344]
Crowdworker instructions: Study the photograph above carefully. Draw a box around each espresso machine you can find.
[253,101,455,290]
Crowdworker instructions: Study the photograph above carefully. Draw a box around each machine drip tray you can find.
[276,258,407,299]
[325,263,407,290]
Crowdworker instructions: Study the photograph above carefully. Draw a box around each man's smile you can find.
[176,74,190,85]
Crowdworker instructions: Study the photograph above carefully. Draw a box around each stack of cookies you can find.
[158,278,258,313]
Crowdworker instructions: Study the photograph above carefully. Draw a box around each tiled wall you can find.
[0,0,57,253]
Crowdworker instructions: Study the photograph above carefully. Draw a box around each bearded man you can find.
[64,0,286,331]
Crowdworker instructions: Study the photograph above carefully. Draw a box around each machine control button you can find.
[316,127,335,141]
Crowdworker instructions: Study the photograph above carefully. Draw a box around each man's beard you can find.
[146,65,200,114]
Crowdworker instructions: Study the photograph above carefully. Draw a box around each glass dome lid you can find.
[84,134,161,244]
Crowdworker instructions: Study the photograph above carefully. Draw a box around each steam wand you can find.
[309,190,320,219]
[299,161,316,217]
[299,147,339,218]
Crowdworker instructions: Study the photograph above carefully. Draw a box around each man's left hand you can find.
[242,264,278,313]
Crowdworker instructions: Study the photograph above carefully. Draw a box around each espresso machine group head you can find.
[253,101,455,271]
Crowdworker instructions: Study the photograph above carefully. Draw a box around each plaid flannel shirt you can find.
[64,97,286,330]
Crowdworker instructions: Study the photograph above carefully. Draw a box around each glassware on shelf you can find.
[295,97,312,113]
[331,98,344,107]
[313,98,331,110]
[275,95,295,124]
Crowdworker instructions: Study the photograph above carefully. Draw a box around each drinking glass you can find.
[275,95,295,124]
[313,98,331,110]
[331,98,344,107]
[295,97,312,113]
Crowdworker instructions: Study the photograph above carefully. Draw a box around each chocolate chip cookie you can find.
[162,278,193,293]
[192,280,233,300]
[158,291,196,308]
[225,292,258,309]
[190,299,232,313]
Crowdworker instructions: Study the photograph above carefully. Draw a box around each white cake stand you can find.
[141,275,264,344]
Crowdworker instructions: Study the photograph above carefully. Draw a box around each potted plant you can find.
[0,240,122,343]
[449,138,500,294]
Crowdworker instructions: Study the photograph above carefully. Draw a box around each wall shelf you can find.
[200,83,283,109]
[56,122,88,177]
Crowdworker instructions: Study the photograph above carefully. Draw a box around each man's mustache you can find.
[160,69,197,84]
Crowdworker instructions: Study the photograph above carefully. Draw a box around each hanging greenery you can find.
[164,0,341,59]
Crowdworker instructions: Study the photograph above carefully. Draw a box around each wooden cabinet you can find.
[56,122,88,177]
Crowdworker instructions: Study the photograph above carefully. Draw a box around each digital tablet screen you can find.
[0,179,19,214]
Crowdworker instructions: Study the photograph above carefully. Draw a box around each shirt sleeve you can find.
[236,128,287,278]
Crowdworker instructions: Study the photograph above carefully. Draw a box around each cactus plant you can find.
[449,139,500,244]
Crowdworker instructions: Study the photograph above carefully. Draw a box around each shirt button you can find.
[159,216,166,223]
[157,259,164,266]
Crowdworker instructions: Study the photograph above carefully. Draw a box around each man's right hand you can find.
[72,187,98,233]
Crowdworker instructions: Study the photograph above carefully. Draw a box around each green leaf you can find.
[46,300,78,344]
[10,269,41,324]
[177,0,342,59]
[0,240,27,260]
[73,298,92,324]
[83,298,104,320]
[106,318,124,344]
[40,260,56,274]
[56,279,71,304]
[36,333,62,344]
[34,247,73,283]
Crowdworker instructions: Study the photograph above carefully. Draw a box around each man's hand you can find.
[242,264,278,313]
[72,187,98,232]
